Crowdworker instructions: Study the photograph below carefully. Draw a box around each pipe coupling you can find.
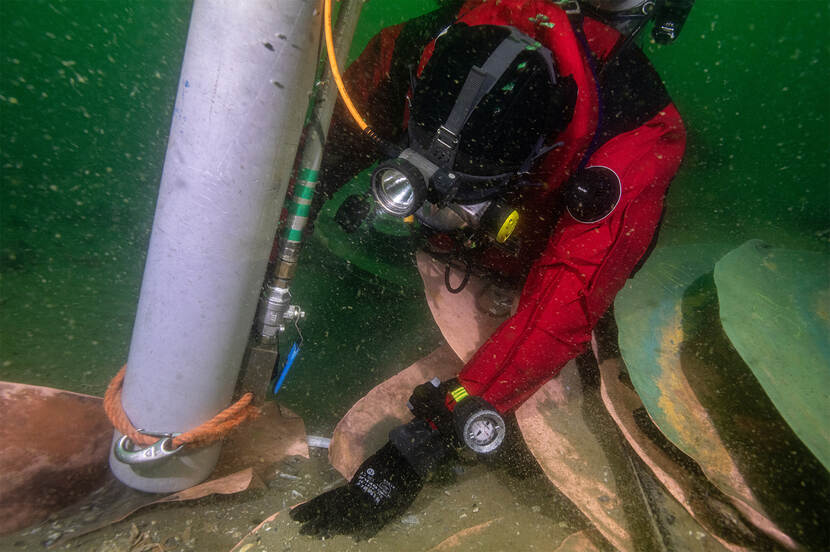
[258,285,306,341]
[259,285,292,341]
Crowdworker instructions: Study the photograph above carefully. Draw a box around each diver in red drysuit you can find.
[292,0,687,538]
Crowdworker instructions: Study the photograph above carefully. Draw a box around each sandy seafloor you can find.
[0,443,731,552]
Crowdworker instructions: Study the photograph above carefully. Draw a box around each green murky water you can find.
[1,0,828,550]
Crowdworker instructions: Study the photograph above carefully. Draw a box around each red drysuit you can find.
[318,0,686,413]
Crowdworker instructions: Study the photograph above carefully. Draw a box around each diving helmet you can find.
[369,23,576,241]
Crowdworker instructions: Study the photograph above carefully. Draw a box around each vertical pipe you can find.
[259,0,364,342]
[109,0,321,492]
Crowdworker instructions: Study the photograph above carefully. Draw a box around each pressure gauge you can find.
[462,408,506,454]
[451,392,507,455]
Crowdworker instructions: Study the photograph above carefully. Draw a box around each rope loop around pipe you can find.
[104,365,260,450]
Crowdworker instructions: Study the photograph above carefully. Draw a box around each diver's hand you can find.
[290,443,423,539]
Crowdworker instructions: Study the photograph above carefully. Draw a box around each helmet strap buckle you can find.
[428,125,460,167]
[554,0,582,16]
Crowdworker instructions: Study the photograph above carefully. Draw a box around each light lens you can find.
[376,168,415,214]
[371,157,428,217]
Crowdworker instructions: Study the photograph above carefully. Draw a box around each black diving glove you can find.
[407,378,458,443]
[290,440,427,539]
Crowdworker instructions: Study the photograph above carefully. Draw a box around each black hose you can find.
[445,259,471,294]
[362,126,403,158]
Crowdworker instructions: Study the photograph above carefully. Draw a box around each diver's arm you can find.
[457,104,686,413]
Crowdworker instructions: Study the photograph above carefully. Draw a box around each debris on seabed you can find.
[401,515,420,526]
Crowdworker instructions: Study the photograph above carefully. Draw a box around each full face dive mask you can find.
[366,24,576,243]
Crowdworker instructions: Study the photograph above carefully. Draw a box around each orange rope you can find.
[104,365,260,449]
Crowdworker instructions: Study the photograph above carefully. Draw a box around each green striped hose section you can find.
[283,168,319,243]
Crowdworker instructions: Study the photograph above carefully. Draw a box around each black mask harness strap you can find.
[425,27,546,169]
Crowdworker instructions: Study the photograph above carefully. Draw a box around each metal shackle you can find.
[113,432,183,466]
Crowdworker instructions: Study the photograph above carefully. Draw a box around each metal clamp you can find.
[113,430,183,466]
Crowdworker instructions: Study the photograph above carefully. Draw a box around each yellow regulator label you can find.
[497,210,519,243]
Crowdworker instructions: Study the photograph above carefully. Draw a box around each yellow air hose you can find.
[323,0,369,131]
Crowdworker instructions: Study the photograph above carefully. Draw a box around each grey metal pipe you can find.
[109,0,321,493]
[259,0,365,342]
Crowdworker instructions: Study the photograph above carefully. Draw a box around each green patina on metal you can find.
[615,242,830,546]
[614,243,730,454]
[714,240,830,471]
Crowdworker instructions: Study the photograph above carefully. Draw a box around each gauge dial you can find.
[462,409,506,454]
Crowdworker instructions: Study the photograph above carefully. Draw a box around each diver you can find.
[290,0,691,538]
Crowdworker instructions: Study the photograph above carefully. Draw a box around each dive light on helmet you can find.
[371,146,521,244]
[371,157,427,218]
[370,148,459,218]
